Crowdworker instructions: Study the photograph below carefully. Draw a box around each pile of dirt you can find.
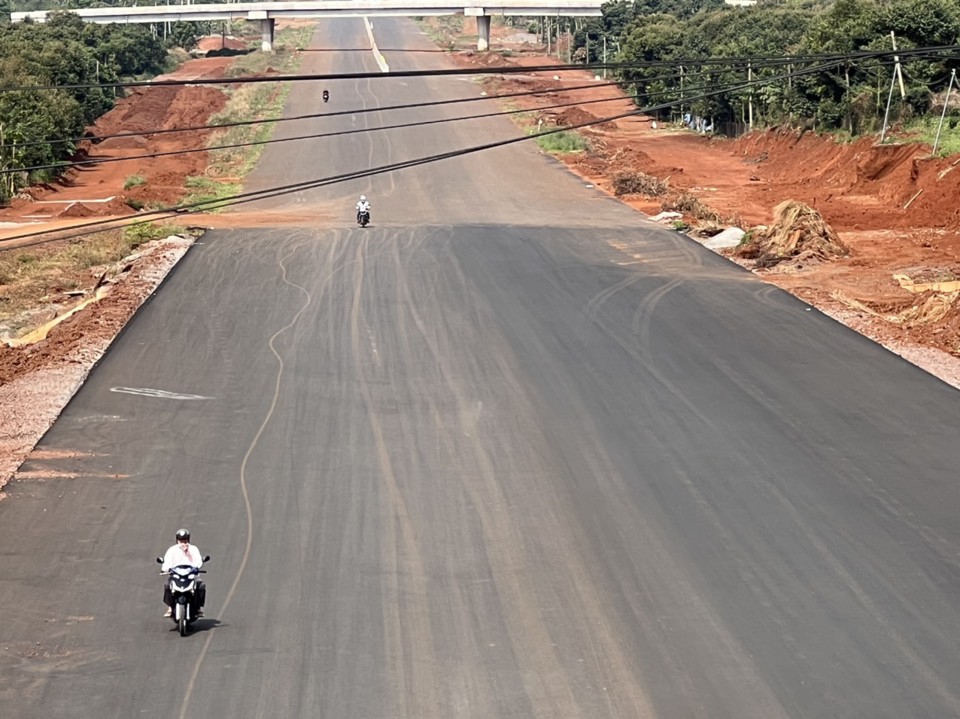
[195,35,251,56]
[737,200,850,268]
[57,202,97,218]
[555,106,615,131]
[0,62,231,222]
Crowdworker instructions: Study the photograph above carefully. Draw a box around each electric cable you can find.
[0,60,696,93]
[2,47,949,157]
[0,78,630,151]
[0,56,845,249]
[1,44,956,94]
[4,90,651,175]
[2,66,791,176]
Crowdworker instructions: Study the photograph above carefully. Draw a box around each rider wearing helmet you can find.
[161,528,205,617]
[356,194,371,223]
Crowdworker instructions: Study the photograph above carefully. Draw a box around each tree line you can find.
[564,0,960,135]
[0,9,214,201]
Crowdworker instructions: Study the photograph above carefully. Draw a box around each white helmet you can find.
[359,195,366,202]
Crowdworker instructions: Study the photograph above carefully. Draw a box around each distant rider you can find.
[356,194,371,223]
[161,528,205,617]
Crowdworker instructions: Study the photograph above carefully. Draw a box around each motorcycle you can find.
[322,89,329,103]
[157,555,210,636]
[357,209,370,227]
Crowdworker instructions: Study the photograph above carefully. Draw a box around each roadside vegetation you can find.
[195,22,314,209]
[0,11,213,202]
[534,129,591,154]
[419,15,465,50]
[568,0,960,141]
[0,222,185,333]
[475,0,960,146]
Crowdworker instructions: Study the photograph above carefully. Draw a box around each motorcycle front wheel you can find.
[177,604,187,636]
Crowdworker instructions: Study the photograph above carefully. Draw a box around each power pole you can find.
[891,31,906,100]
[933,69,957,155]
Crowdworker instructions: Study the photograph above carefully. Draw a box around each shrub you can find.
[613,172,668,197]
[535,130,590,153]
[123,222,169,248]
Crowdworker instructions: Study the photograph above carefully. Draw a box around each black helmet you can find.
[175,528,190,542]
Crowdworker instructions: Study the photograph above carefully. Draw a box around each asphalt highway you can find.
[2,18,960,719]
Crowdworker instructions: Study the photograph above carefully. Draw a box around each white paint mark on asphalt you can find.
[110,387,212,400]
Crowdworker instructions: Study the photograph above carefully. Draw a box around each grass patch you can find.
[534,130,590,154]
[124,175,146,190]
[224,24,314,78]
[203,24,312,182]
[0,224,182,332]
[887,115,960,156]
[123,222,180,247]
[182,176,241,212]
[415,16,465,49]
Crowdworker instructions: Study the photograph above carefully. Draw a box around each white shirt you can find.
[356,200,370,213]
[162,542,203,571]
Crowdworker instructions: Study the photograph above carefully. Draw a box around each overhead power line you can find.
[7,67,779,176]
[2,58,836,177]
[2,44,942,157]
[0,57,845,250]
[1,45,957,94]
[0,78,635,151]
[0,60,684,93]
[4,91,650,175]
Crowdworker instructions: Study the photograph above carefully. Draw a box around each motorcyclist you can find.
[356,195,371,224]
[161,528,205,617]
[322,89,329,102]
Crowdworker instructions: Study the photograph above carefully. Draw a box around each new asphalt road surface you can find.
[2,18,960,719]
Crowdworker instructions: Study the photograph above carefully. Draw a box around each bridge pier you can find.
[476,15,491,52]
[260,17,275,52]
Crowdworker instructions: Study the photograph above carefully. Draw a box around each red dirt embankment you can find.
[2,56,233,222]
[454,36,960,365]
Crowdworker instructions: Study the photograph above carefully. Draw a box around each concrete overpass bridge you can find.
[12,1,604,52]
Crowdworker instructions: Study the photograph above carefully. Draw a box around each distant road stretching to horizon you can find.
[2,16,960,719]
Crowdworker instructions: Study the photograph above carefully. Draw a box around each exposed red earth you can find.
[2,24,960,489]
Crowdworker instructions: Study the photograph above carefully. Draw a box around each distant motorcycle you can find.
[357,209,370,227]
[322,89,329,103]
[157,556,209,636]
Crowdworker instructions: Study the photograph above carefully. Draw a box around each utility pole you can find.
[933,69,957,155]
[845,63,851,132]
[880,61,898,142]
[680,65,685,115]
[891,31,906,100]
[747,61,753,130]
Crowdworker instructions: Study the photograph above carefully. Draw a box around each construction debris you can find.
[736,200,850,268]
[612,171,669,197]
